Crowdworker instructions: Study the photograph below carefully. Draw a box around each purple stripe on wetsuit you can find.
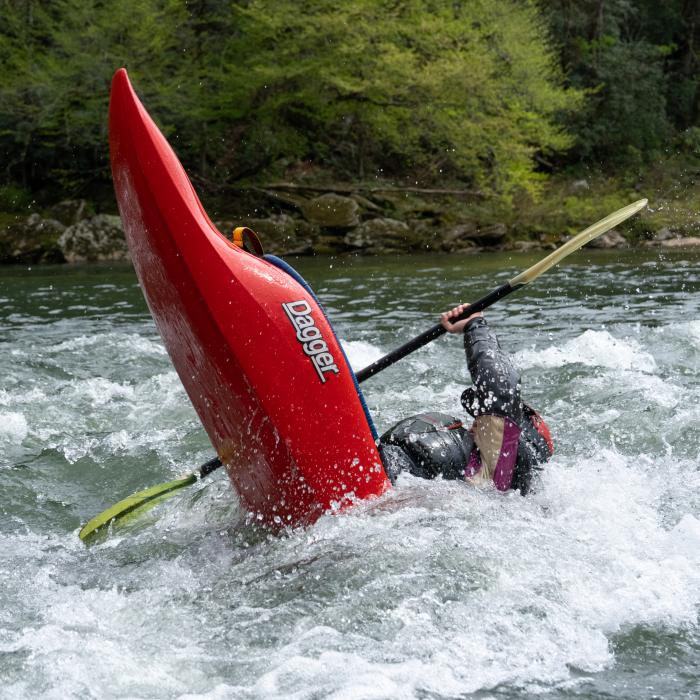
[492,418,522,491]
[463,417,522,491]
[465,450,481,479]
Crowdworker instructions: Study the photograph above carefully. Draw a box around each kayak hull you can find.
[109,69,389,526]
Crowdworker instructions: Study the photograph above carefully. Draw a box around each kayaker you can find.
[379,303,553,494]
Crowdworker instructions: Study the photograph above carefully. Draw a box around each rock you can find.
[448,240,481,254]
[470,222,508,246]
[571,179,590,191]
[0,213,66,264]
[44,199,91,226]
[440,222,479,251]
[659,236,700,248]
[344,217,424,253]
[652,227,679,242]
[350,194,382,212]
[58,214,129,262]
[302,193,360,228]
[644,226,683,246]
[406,219,444,251]
[588,229,629,249]
[314,234,346,255]
[509,240,542,252]
[258,188,307,211]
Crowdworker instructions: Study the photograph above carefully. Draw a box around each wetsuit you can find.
[379,317,552,494]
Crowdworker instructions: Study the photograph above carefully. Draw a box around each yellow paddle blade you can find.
[79,473,197,544]
[509,199,648,287]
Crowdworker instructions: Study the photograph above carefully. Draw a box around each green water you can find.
[1,249,699,699]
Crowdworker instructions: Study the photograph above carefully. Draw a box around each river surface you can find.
[1,249,699,699]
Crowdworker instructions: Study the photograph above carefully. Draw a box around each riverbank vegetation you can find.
[1,0,699,255]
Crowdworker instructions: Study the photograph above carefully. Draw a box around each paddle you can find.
[79,458,221,542]
[356,197,648,381]
[79,198,647,543]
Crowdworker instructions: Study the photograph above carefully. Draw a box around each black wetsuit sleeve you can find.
[462,317,522,423]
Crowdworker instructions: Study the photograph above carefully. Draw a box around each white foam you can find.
[0,411,28,445]
[3,260,699,699]
[102,427,182,455]
[665,319,700,347]
[515,330,657,372]
[233,448,700,697]
[75,377,136,406]
[51,332,166,356]
[581,372,681,409]
[538,451,700,632]
[4,447,700,699]
[669,515,700,562]
[340,340,384,371]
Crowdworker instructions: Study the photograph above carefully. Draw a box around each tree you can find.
[0,0,184,195]
[0,0,581,202]
[541,0,700,163]
[214,0,581,199]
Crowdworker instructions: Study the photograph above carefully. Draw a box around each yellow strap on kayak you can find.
[232,226,264,256]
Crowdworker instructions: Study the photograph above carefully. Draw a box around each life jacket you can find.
[379,408,552,494]
[378,412,473,483]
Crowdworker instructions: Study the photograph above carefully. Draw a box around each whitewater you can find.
[1,249,698,699]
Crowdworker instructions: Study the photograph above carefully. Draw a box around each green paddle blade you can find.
[79,473,197,544]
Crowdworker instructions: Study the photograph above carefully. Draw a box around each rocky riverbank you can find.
[2,185,699,264]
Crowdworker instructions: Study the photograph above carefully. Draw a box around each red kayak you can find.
[109,68,389,526]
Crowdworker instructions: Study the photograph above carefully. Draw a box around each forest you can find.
[1,0,699,250]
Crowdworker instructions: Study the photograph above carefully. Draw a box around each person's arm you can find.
[440,303,482,334]
[441,305,522,490]
[441,305,522,420]
[462,316,522,421]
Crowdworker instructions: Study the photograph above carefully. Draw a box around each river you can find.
[1,249,699,699]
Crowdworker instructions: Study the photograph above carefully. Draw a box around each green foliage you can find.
[575,38,671,160]
[1,0,698,208]
[0,0,184,193]
[678,127,700,158]
[0,183,32,211]
[215,0,581,200]
[0,0,580,203]
[541,0,700,164]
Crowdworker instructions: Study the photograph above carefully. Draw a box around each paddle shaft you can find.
[354,282,516,382]
[197,282,515,476]
[351,197,646,384]
[197,456,224,478]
